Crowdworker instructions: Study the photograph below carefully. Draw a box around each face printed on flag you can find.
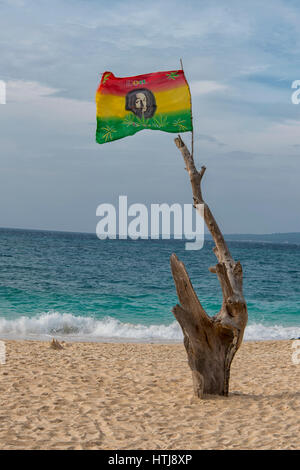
[95,70,192,144]
[125,88,156,119]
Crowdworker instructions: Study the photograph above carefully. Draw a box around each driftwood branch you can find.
[171,135,248,397]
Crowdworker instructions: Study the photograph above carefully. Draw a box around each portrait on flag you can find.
[125,88,157,119]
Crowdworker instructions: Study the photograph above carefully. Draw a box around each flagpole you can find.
[180,58,194,158]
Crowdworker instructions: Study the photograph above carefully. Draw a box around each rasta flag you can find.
[95,70,193,144]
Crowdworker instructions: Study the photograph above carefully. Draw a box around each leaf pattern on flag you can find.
[166,72,179,80]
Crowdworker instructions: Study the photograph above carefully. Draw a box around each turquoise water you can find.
[0,228,299,341]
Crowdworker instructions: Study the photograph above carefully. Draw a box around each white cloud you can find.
[239,64,270,76]
[190,80,228,96]
[3,80,94,134]
[7,80,59,103]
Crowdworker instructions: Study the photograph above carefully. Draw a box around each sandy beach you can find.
[0,339,299,450]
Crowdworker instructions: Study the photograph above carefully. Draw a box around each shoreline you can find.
[1,335,299,345]
[1,336,299,343]
[0,339,299,449]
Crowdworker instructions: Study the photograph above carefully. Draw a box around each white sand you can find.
[0,339,299,449]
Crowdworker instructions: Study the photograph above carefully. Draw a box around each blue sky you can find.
[0,0,300,233]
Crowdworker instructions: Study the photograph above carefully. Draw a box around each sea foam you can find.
[0,312,299,342]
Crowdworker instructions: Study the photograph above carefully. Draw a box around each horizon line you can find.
[0,226,299,237]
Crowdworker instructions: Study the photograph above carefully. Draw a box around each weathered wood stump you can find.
[171,136,248,398]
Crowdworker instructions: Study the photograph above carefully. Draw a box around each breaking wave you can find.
[0,312,299,342]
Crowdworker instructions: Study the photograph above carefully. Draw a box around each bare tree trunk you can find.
[171,136,248,398]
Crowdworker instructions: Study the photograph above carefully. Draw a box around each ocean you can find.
[0,228,299,342]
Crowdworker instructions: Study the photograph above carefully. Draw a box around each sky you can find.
[0,0,300,234]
